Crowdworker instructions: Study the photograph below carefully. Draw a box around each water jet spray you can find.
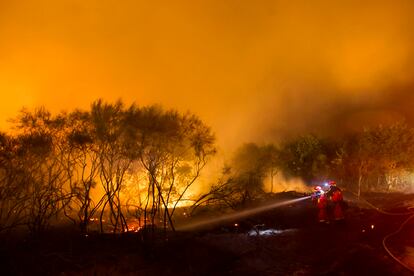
[177,195,311,231]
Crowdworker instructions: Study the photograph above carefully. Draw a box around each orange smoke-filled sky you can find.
[1,0,414,151]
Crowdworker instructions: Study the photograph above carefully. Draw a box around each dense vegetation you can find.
[0,100,215,235]
[1,99,414,237]
[196,123,414,209]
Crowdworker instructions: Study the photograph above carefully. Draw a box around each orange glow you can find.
[126,219,142,233]
[1,1,414,150]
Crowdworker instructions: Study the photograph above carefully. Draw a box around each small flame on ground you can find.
[127,225,142,232]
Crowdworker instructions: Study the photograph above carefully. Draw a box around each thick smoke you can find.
[0,0,414,153]
[251,82,414,144]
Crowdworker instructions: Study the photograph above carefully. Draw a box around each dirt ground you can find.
[1,192,413,275]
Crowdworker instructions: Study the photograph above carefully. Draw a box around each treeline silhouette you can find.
[0,99,215,236]
[195,122,414,210]
[1,99,414,236]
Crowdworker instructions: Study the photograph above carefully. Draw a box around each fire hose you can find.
[353,193,414,273]
[382,213,414,273]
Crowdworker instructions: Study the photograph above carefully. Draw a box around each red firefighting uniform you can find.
[327,186,344,220]
[316,193,328,222]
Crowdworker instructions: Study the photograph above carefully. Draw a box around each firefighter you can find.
[326,180,344,221]
[312,186,328,223]
[311,185,322,204]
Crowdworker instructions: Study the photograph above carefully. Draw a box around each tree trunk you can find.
[358,162,363,199]
[270,168,274,193]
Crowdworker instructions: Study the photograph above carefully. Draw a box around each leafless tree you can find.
[0,133,28,232]
[124,106,216,232]
[13,108,73,234]
[91,100,132,233]
[62,110,102,233]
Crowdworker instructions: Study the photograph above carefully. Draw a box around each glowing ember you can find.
[126,219,143,232]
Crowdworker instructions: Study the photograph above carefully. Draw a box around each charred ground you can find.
[1,192,413,275]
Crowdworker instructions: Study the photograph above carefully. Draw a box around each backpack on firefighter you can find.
[326,181,345,220]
